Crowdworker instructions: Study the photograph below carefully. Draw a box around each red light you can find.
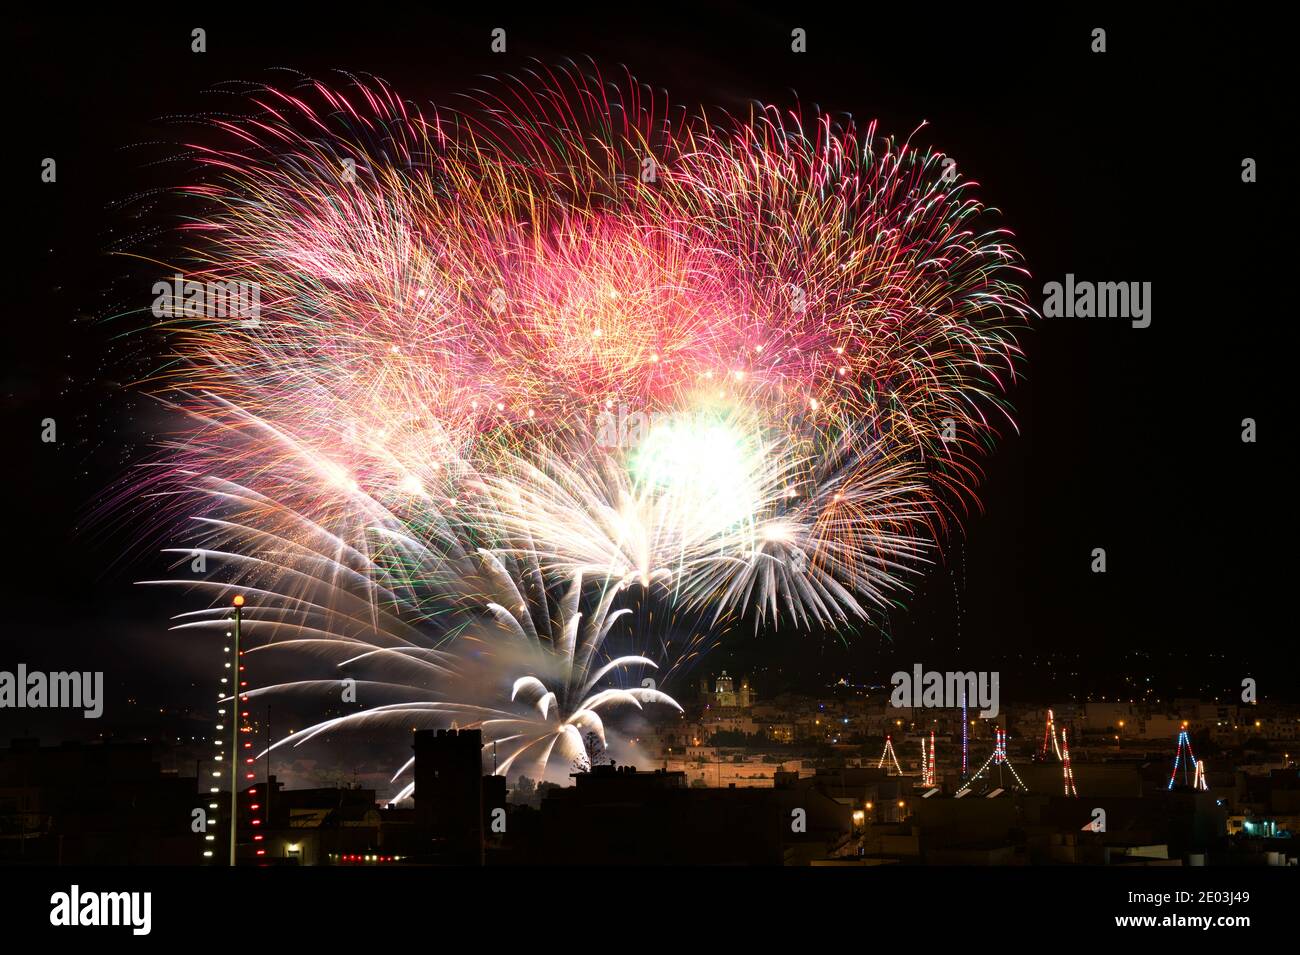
[250,803,260,810]
[256,849,265,856]
[253,834,263,841]
[251,819,261,826]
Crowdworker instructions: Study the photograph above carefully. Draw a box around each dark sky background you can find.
[3,8,1290,752]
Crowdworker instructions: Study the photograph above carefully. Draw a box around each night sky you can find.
[4,9,1290,748]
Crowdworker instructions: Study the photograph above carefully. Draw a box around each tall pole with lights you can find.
[229,594,244,866]
[927,730,936,787]
[961,687,969,778]
[1061,727,1078,797]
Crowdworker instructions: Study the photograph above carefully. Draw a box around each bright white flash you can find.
[629,414,760,535]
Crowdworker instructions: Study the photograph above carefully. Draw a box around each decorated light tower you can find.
[224,594,268,864]
[1061,726,1078,797]
[961,688,969,777]
[199,599,239,862]
[229,594,244,865]
[1039,708,1062,761]
[1168,727,1208,791]
[238,600,269,861]
[923,730,937,787]
[958,726,1028,795]
[878,735,903,775]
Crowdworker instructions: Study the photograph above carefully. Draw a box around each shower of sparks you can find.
[121,63,1033,783]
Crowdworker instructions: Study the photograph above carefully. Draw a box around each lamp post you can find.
[229,594,244,866]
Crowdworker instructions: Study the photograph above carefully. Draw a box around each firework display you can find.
[135,64,1032,781]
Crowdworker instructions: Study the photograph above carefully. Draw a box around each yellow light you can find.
[232,595,245,608]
